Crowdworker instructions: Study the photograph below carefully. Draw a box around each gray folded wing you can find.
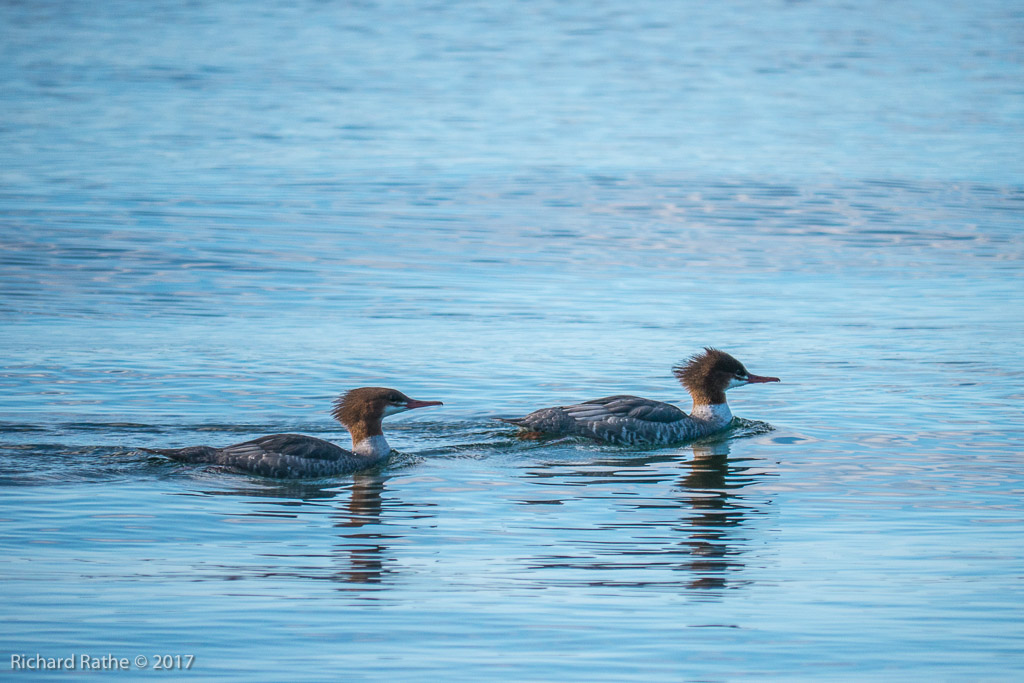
[216,434,350,462]
[566,395,687,423]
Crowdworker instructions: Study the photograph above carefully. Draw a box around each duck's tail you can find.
[493,417,529,427]
[141,446,219,463]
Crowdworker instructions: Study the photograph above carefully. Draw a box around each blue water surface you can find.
[2,0,1023,679]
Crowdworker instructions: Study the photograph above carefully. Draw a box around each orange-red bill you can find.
[405,398,444,410]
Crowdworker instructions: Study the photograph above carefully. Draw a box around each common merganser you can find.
[498,348,779,445]
[145,387,442,478]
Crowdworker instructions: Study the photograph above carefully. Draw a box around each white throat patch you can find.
[352,434,391,459]
[690,403,733,427]
[382,404,409,417]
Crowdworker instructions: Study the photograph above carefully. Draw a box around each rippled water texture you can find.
[2,0,1023,679]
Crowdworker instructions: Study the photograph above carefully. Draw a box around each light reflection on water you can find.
[2,409,1022,677]
[2,0,1024,678]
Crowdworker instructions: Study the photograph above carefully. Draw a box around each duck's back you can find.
[502,395,705,445]
[148,434,377,478]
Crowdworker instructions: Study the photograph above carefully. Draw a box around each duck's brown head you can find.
[331,387,443,439]
[673,348,779,406]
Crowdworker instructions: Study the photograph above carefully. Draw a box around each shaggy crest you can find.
[672,348,747,405]
[331,387,408,434]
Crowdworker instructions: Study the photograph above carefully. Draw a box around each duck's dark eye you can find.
[389,394,402,403]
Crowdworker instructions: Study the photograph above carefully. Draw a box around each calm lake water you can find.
[2,0,1023,679]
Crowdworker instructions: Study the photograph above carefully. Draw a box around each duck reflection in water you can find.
[678,440,770,591]
[331,473,391,585]
[193,473,399,586]
[520,437,773,593]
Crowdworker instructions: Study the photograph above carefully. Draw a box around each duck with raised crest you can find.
[145,387,443,478]
[498,348,779,445]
